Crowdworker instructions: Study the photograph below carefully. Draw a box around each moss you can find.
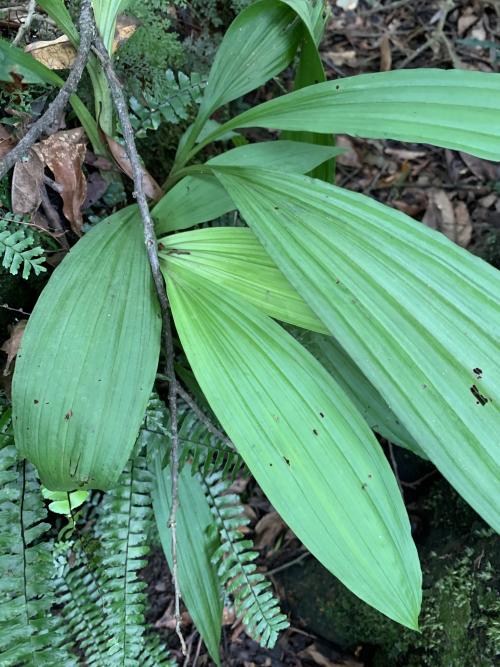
[278,480,500,667]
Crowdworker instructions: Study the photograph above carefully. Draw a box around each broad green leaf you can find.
[154,140,341,234]
[0,40,104,154]
[92,0,131,54]
[151,457,223,666]
[12,206,161,491]
[296,330,425,459]
[159,227,326,332]
[196,0,301,123]
[178,0,302,160]
[166,271,421,628]
[214,166,500,531]
[37,0,79,44]
[203,69,500,161]
[160,227,423,457]
[280,1,335,182]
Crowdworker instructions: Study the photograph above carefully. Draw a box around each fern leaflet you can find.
[0,214,46,279]
[129,69,205,137]
[0,404,76,666]
[203,473,289,649]
[140,393,245,479]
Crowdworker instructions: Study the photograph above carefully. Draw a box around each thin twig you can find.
[0,0,95,179]
[191,633,203,667]
[0,303,31,316]
[388,442,404,497]
[91,28,186,656]
[267,550,310,576]
[12,0,36,46]
[176,384,235,450]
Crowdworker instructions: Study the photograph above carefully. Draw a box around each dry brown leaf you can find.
[335,135,361,168]
[423,190,472,248]
[11,149,44,215]
[458,13,478,36]
[336,0,359,9]
[105,134,162,200]
[154,607,191,630]
[327,50,357,67]
[0,125,16,159]
[453,201,472,247]
[459,152,500,181]
[1,320,27,376]
[299,644,363,667]
[25,35,76,70]
[34,128,87,235]
[113,15,140,53]
[379,35,392,72]
[254,511,286,550]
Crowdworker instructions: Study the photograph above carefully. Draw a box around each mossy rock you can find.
[278,480,500,667]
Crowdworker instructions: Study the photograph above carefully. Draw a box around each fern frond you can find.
[95,454,171,665]
[141,393,245,479]
[53,540,110,666]
[203,473,289,649]
[129,69,205,137]
[0,215,46,280]
[0,405,76,666]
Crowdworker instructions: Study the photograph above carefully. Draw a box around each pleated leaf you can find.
[166,270,421,628]
[151,456,223,666]
[12,206,161,491]
[214,166,500,531]
[154,140,341,234]
[202,69,500,161]
[159,227,422,456]
[195,0,302,124]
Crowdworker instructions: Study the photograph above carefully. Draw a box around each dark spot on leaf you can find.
[362,483,368,490]
[313,428,318,436]
[470,384,488,406]
[422,384,428,389]
[273,206,279,211]
[335,84,340,90]
[473,367,483,379]
[33,399,39,404]
[319,412,325,419]
[368,474,372,479]
[158,242,165,250]
[65,409,73,420]
[269,463,273,467]
[283,456,290,466]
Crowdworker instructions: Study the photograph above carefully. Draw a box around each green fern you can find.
[203,473,289,649]
[129,70,205,137]
[141,393,245,479]
[0,404,76,667]
[53,454,175,666]
[0,213,46,279]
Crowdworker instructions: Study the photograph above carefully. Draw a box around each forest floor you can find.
[143,1,500,666]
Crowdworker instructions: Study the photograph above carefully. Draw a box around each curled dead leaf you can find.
[113,15,140,53]
[104,134,162,200]
[423,189,472,248]
[25,35,76,70]
[254,511,286,550]
[0,125,16,159]
[11,149,44,216]
[33,128,88,235]
[1,320,27,376]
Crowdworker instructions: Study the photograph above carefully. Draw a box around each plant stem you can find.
[91,26,186,657]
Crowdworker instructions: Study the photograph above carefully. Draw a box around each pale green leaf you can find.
[214,166,500,531]
[159,227,423,456]
[12,206,161,491]
[203,69,500,161]
[166,271,421,628]
[196,0,302,123]
[296,330,425,458]
[151,457,223,666]
[154,140,341,234]
[159,227,326,332]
